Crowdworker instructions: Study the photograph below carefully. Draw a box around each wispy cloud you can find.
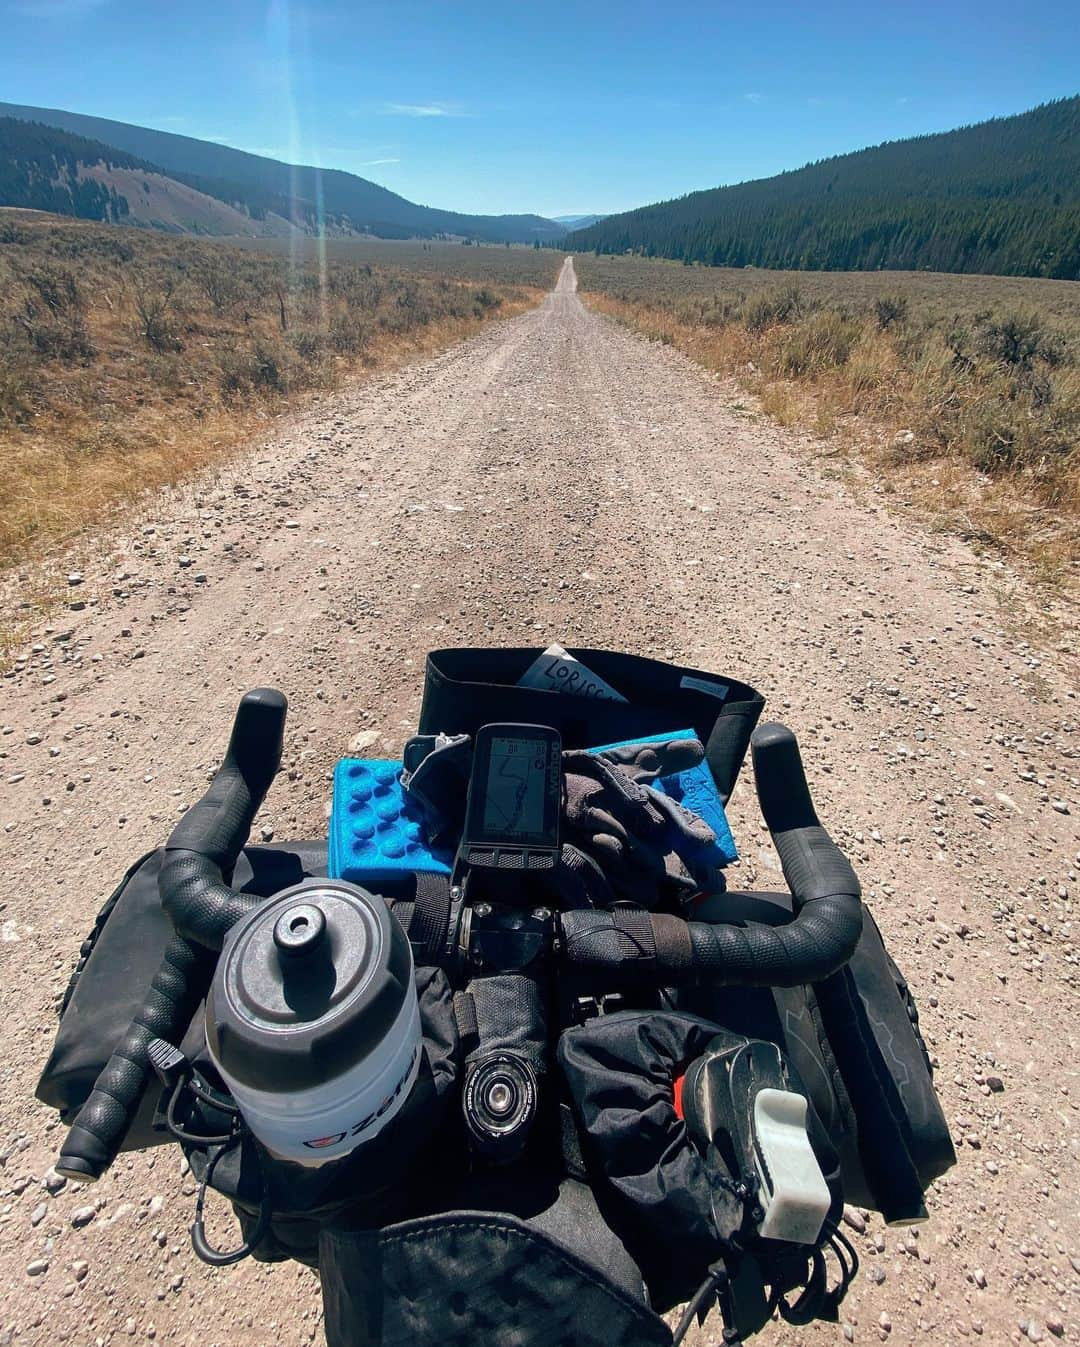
[14,0,110,14]
[379,101,467,119]
[743,92,765,105]
[358,157,400,166]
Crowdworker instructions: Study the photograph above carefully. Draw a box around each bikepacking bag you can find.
[558,1007,858,1332]
[319,1180,670,1347]
[35,843,329,1148]
[675,890,955,1224]
[176,962,464,1266]
[419,647,765,804]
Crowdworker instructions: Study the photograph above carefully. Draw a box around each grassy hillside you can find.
[0,102,567,245]
[567,97,1080,279]
[0,117,300,236]
[0,215,557,583]
[574,253,1079,575]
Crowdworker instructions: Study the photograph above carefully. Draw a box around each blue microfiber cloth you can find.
[588,729,738,866]
[329,758,453,883]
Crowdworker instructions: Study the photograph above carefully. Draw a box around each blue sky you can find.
[1,0,1077,218]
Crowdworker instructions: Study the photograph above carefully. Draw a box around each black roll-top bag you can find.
[676,890,955,1221]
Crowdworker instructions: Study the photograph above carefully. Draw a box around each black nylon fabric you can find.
[418,648,764,804]
[319,1204,670,1347]
[557,1010,738,1310]
[36,842,328,1148]
[466,973,548,1073]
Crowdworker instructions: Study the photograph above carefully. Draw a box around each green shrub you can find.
[873,293,909,329]
[132,280,183,353]
[742,285,805,333]
[0,353,35,426]
[328,312,373,354]
[13,266,95,362]
[774,310,860,375]
[976,311,1065,370]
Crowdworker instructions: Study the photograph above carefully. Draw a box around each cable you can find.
[671,1261,736,1347]
[190,1136,273,1267]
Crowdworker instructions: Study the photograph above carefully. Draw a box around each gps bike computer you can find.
[460,724,563,872]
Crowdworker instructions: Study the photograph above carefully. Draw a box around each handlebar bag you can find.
[557,1009,841,1315]
[677,892,955,1221]
[318,1193,670,1347]
[35,842,328,1150]
[419,648,764,803]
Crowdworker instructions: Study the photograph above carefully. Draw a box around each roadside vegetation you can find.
[0,214,557,572]
[223,234,565,286]
[574,253,1080,578]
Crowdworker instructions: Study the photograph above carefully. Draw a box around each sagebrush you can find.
[0,216,555,567]
[574,253,1079,574]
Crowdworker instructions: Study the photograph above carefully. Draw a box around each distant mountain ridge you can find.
[566,97,1080,279]
[552,214,606,229]
[0,102,567,243]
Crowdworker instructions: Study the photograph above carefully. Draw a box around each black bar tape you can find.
[60,690,287,1181]
[166,689,286,869]
[161,689,287,951]
[649,913,694,974]
[57,932,214,1180]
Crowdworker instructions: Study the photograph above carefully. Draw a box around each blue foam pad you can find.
[328,758,453,883]
[588,729,738,866]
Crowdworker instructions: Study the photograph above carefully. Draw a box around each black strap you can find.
[650,913,694,974]
[452,991,480,1055]
[406,873,452,963]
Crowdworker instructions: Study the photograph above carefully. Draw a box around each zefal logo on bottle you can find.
[303,1131,347,1150]
[302,1044,419,1150]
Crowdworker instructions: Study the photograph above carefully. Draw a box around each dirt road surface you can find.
[2,257,1077,1346]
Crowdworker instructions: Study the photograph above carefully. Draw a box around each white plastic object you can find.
[752,1088,832,1244]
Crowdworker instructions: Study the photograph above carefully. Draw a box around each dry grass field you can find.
[0,214,559,578]
[573,252,1080,579]
[222,234,567,287]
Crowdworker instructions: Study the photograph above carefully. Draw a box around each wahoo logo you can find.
[303,1131,347,1150]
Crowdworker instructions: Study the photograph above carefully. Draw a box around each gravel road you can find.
[1,257,1077,1346]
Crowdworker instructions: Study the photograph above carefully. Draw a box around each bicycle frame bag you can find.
[419,648,764,803]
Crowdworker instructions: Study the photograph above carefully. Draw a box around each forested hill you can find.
[0,117,144,223]
[0,101,566,244]
[566,97,1080,279]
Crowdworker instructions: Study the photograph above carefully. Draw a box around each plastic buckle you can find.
[574,991,627,1022]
